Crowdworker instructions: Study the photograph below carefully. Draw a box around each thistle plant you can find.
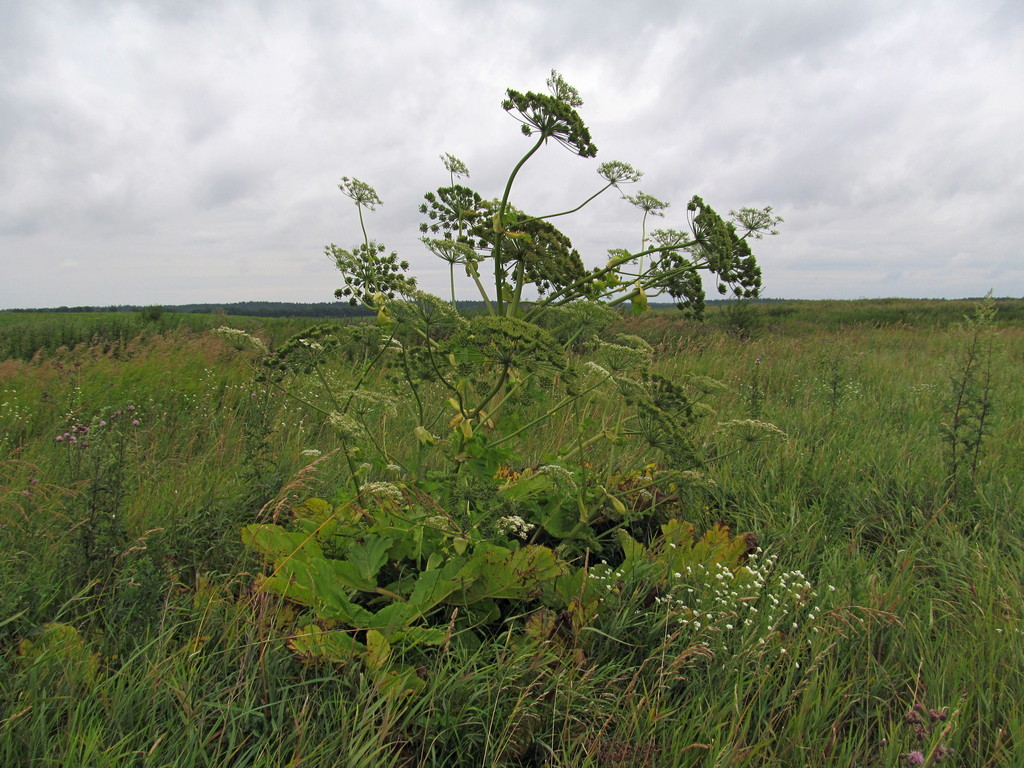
[941,292,998,500]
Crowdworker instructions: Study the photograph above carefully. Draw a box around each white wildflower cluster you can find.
[691,402,717,418]
[675,470,717,489]
[214,326,268,354]
[581,361,613,385]
[589,549,833,664]
[0,388,30,436]
[537,464,577,488]
[337,388,399,417]
[594,338,653,373]
[423,515,454,533]
[682,374,727,395]
[718,418,788,442]
[328,411,366,441]
[300,449,322,458]
[360,482,404,502]
[657,550,826,659]
[813,376,863,401]
[496,515,537,539]
[297,338,325,352]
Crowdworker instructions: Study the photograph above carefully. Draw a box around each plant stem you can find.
[494,135,546,316]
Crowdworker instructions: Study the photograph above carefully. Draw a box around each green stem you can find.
[495,134,547,315]
[466,264,496,315]
[469,363,510,422]
[492,377,607,448]
[509,184,618,317]
[517,182,615,226]
[357,205,370,252]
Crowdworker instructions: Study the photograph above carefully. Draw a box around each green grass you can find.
[2,302,1022,766]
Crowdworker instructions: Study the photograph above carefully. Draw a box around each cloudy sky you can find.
[1,0,1022,309]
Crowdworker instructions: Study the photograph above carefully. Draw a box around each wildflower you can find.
[300,449,322,458]
[899,752,925,766]
[582,360,613,384]
[361,482,404,502]
[496,515,536,539]
[537,464,577,488]
[328,412,366,441]
[214,326,268,354]
[131,419,140,426]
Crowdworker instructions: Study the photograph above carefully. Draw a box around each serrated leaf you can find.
[347,536,393,584]
[242,523,323,560]
[288,624,363,663]
[295,498,334,522]
[364,629,391,670]
[447,544,564,606]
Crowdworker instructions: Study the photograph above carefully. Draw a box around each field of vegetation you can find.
[1,298,1022,767]
[4,69,1023,767]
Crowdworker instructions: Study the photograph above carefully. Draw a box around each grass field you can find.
[1,299,1022,766]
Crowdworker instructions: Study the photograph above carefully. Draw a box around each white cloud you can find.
[1,0,1022,308]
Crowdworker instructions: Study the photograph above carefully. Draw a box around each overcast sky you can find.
[1,0,1022,309]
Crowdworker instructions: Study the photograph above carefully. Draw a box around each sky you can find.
[1,0,1022,309]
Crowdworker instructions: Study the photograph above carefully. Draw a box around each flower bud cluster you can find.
[55,405,141,449]
[496,515,536,539]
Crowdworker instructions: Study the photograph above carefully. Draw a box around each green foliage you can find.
[1,307,1024,765]
[236,70,788,668]
[942,292,998,499]
[16,622,100,693]
[241,486,761,675]
[138,305,163,323]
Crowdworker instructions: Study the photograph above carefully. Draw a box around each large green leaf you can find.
[242,523,323,560]
[447,544,564,605]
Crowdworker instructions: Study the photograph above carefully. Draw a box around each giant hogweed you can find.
[242,490,759,689]
[241,70,781,671]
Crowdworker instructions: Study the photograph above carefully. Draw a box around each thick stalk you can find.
[494,134,547,315]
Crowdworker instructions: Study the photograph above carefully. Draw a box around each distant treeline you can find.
[1,301,375,318]
[3,297,1022,363]
[3,297,1018,318]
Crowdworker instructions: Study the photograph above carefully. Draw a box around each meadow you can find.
[1,299,1022,767]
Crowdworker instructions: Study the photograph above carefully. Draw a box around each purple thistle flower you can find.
[131,419,140,426]
[55,435,63,442]
[900,751,925,766]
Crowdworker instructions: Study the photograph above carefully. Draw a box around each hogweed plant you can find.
[235,70,784,672]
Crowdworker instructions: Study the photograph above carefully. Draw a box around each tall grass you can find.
[1,304,1022,766]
